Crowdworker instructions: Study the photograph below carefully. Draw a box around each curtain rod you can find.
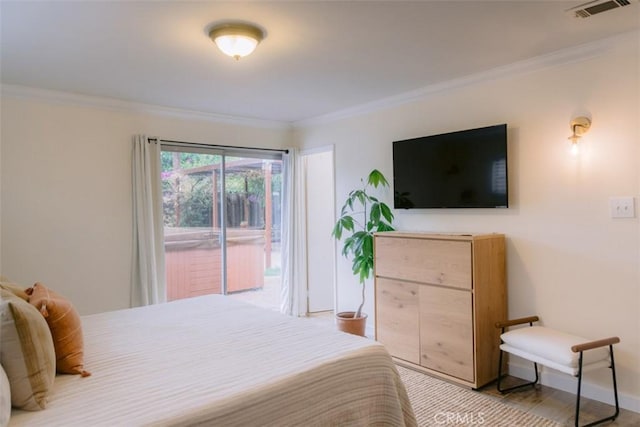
[150,138,289,154]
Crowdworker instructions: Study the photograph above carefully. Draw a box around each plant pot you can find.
[335,311,367,337]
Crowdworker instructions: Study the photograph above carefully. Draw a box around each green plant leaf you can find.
[352,254,373,284]
[362,233,373,256]
[342,235,356,257]
[350,231,368,253]
[332,215,356,239]
[341,216,354,231]
[352,189,366,206]
[345,194,355,212]
[331,222,342,239]
[376,222,395,232]
[368,169,390,188]
[379,203,394,223]
[370,202,381,224]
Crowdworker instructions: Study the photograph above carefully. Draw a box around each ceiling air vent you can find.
[566,0,636,18]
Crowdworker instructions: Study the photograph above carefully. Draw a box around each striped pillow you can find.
[27,283,90,377]
[0,280,29,301]
[0,290,56,410]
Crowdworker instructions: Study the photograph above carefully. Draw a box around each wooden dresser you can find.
[374,232,506,388]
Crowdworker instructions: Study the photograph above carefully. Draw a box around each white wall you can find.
[294,33,639,409]
[0,94,290,315]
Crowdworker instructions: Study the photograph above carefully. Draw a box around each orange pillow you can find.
[26,283,91,377]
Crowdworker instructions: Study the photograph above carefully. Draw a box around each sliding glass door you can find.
[160,146,283,310]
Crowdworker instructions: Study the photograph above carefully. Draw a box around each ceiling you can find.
[1,1,638,124]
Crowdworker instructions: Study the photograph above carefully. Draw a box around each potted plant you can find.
[331,169,395,336]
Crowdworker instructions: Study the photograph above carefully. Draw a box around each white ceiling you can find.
[1,1,638,124]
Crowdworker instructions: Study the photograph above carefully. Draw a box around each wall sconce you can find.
[209,22,264,60]
[568,116,591,155]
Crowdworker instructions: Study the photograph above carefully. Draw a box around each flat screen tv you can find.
[393,124,508,209]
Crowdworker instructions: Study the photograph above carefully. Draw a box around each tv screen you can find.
[393,124,508,209]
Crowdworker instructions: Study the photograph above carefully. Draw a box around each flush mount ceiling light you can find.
[209,22,264,60]
[568,116,592,155]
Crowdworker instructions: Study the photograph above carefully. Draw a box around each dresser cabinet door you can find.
[376,278,420,364]
[419,285,474,382]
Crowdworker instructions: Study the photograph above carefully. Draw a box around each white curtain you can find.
[280,148,308,316]
[131,135,166,307]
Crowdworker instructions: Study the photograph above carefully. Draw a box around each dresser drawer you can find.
[375,237,472,289]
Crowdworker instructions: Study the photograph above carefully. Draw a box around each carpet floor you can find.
[397,365,562,427]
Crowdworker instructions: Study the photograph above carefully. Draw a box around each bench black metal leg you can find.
[497,348,539,393]
[574,345,619,427]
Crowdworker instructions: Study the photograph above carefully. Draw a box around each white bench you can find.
[495,316,619,427]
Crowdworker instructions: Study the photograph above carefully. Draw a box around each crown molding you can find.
[0,84,291,130]
[2,30,636,130]
[293,30,639,128]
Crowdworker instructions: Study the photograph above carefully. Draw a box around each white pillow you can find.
[0,364,10,427]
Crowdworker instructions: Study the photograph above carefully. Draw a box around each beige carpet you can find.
[397,365,562,427]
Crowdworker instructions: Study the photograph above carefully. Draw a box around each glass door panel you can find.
[225,157,282,310]
[161,150,223,301]
[161,147,283,311]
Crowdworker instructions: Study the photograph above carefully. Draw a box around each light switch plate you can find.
[610,197,635,218]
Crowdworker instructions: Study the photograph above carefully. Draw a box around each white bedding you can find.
[9,295,415,426]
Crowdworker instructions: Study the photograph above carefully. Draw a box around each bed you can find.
[8,295,416,426]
